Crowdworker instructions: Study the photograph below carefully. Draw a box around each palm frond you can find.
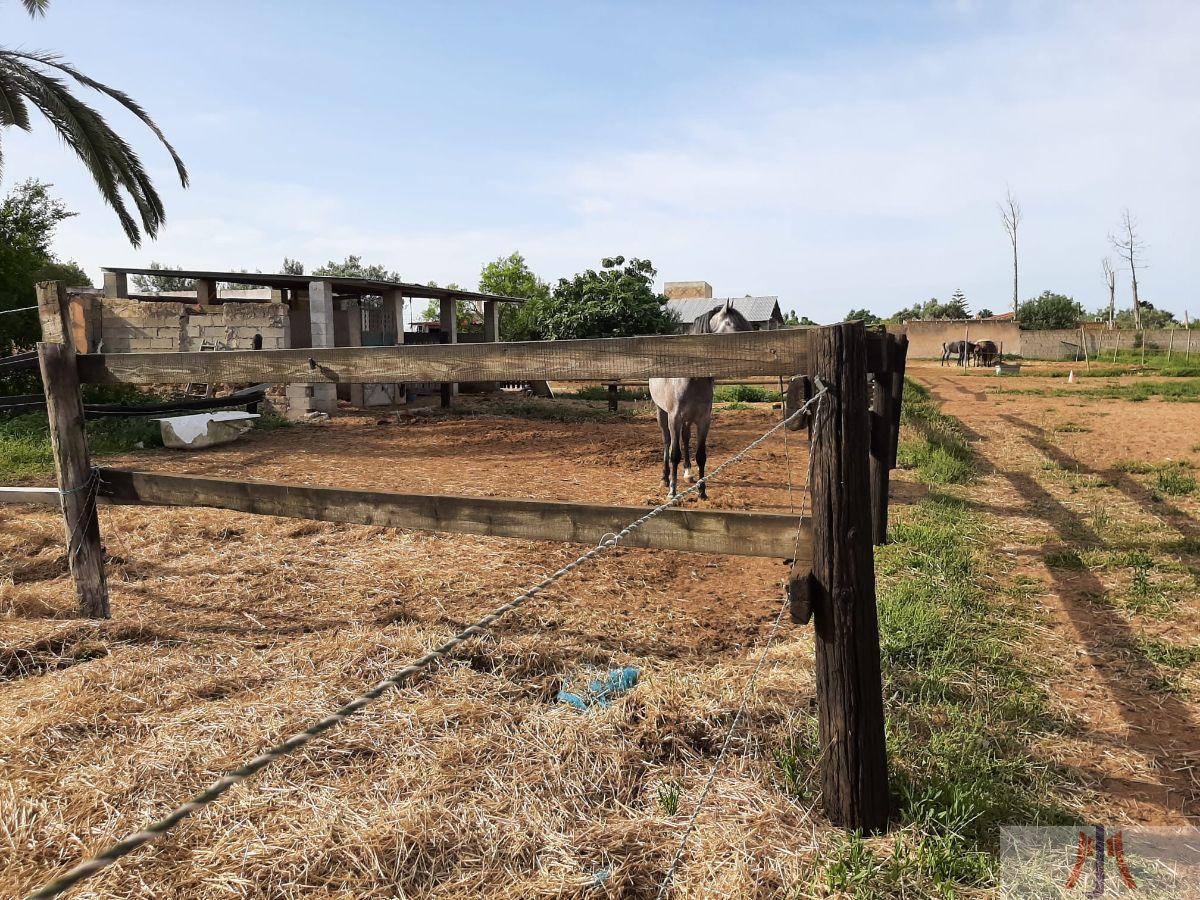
[0,53,162,244]
[21,0,50,17]
[0,48,187,246]
[8,50,188,187]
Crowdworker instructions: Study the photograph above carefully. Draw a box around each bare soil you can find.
[915,363,1200,824]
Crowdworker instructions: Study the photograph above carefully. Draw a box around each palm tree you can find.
[0,0,188,245]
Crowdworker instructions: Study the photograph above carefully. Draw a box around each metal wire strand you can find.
[25,389,829,900]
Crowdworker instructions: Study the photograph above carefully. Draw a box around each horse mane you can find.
[691,303,752,334]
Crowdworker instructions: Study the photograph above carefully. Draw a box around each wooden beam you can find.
[38,342,110,618]
[0,486,61,506]
[97,469,811,560]
[809,322,889,832]
[75,329,817,386]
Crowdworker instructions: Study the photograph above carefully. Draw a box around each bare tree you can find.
[1109,209,1144,330]
[999,188,1021,320]
[1101,257,1117,328]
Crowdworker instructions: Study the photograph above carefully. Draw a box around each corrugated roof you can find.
[666,296,782,325]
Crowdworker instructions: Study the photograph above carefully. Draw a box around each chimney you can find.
[664,281,713,300]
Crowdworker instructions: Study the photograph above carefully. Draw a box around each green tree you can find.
[0,179,88,354]
[517,256,675,341]
[976,308,994,319]
[1111,302,1176,330]
[782,311,818,326]
[1017,291,1085,329]
[478,251,551,340]
[312,255,401,283]
[130,262,196,293]
[888,297,970,322]
[1,1,187,245]
[844,308,882,325]
[417,282,477,331]
[279,257,305,275]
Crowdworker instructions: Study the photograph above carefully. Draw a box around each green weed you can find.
[0,412,163,480]
[1044,549,1086,570]
[656,781,681,816]
[713,383,778,403]
[1155,467,1197,496]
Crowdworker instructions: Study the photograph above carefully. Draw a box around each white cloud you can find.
[7,1,1198,320]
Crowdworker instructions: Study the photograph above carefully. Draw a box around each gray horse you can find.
[649,300,752,499]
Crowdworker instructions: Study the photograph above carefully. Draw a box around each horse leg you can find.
[668,416,683,497]
[657,407,670,486]
[695,417,711,500]
[682,424,694,482]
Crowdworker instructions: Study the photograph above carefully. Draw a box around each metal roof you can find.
[666,296,783,324]
[101,267,525,304]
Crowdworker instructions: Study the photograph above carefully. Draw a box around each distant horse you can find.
[649,300,752,498]
[941,340,977,366]
[973,340,999,366]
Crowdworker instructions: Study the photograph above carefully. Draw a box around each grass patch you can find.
[489,399,628,423]
[0,412,163,480]
[1052,422,1091,433]
[994,378,1200,403]
[555,385,649,402]
[1155,466,1197,496]
[1135,635,1200,670]
[713,383,779,403]
[1044,549,1086,570]
[720,401,752,411]
[896,380,973,484]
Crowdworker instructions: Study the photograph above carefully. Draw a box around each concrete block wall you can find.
[94,297,288,354]
[889,320,1020,359]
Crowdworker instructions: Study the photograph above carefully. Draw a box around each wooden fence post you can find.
[38,338,110,619]
[608,383,619,412]
[810,322,889,832]
[869,331,892,544]
[888,334,908,469]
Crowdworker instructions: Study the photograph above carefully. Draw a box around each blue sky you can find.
[3,0,1197,321]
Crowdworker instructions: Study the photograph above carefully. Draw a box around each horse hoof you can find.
[683,468,697,483]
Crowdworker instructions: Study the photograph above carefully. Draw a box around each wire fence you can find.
[26,389,828,900]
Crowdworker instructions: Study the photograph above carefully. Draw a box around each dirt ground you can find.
[917,362,1200,824]
[2,365,1198,897]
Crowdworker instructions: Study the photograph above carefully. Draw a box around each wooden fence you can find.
[7,281,910,833]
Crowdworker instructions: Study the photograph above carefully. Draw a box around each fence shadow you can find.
[994,411,1200,816]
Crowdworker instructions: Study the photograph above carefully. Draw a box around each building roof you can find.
[102,267,525,304]
[666,296,783,324]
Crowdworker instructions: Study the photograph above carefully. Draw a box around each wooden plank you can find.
[38,342,110,618]
[98,469,812,561]
[809,322,889,832]
[0,486,61,506]
[76,329,815,386]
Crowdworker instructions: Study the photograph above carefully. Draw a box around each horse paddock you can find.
[3,361,1199,897]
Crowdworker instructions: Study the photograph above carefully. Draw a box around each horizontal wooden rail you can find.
[74,330,834,386]
[0,485,60,506]
[97,469,812,560]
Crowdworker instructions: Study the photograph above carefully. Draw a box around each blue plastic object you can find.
[557,667,639,710]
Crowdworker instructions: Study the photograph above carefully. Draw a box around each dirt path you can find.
[913,363,1200,824]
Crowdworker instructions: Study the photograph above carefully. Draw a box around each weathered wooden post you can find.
[607,383,619,412]
[810,321,889,832]
[868,330,893,544]
[888,334,908,470]
[35,282,109,619]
